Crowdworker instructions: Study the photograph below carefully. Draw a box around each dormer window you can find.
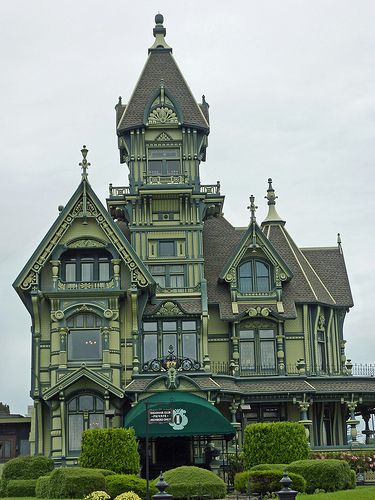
[61,250,112,282]
[238,259,271,292]
[148,148,180,175]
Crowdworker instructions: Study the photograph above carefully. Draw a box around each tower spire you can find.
[149,13,172,53]
[262,178,285,225]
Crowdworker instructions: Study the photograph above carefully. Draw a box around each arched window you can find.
[67,394,104,453]
[61,249,112,282]
[238,260,271,292]
[66,314,103,361]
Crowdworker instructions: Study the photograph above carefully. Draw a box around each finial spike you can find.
[261,178,286,226]
[337,233,342,254]
[247,195,258,223]
[149,13,171,53]
[79,145,91,181]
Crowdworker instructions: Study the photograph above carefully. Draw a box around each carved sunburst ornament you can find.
[148,106,178,125]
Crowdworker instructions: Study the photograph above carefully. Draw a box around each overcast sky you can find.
[1,0,374,414]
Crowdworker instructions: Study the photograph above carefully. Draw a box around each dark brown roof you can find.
[118,51,209,132]
[202,215,244,319]
[301,247,353,307]
[264,224,347,307]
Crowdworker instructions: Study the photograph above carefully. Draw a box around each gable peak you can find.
[262,178,286,226]
[149,13,172,53]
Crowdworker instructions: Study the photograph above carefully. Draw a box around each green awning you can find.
[124,392,235,439]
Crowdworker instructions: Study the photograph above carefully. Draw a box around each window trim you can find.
[61,250,112,283]
[147,147,181,176]
[142,319,199,366]
[238,325,277,374]
[149,264,185,288]
[238,259,272,293]
[66,313,103,363]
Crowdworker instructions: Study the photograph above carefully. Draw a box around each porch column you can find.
[294,396,312,445]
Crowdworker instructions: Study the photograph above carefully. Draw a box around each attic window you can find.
[61,249,112,282]
[238,260,271,293]
[148,148,180,176]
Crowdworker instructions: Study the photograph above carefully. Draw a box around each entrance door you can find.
[152,437,191,476]
[0,436,16,463]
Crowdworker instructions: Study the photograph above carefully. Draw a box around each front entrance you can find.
[155,437,191,474]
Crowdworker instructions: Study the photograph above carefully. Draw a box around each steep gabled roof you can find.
[117,17,209,132]
[219,219,293,283]
[203,215,244,319]
[263,224,337,306]
[13,175,154,303]
[301,247,354,307]
[42,366,124,400]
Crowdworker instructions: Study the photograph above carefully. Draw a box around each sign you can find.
[148,408,173,424]
[169,408,188,430]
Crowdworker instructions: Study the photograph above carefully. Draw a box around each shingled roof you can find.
[202,215,244,319]
[117,50,209,132]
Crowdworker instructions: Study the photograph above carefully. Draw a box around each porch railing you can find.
[210,361,375,377]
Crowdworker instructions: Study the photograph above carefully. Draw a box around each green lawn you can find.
[297,486,375,499]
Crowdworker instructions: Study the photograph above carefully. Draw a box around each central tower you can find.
[107,14,223,372]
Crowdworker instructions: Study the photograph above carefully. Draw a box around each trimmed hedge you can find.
[48,467,106,498]
[288,459,352,493]
[80,428,140,474]
[105,474,157,500]
[2,456,54,481]
[35,476,51,499]
[161,466,226,499]
[0,480,7,498]
[6,479,37,497]
[250,464,288,472]
[243,422,309,468]
[234,470,306,495]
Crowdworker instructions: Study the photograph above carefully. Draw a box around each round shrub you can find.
[105,474,157,499]
[6,479,37,497]
[234,470,306,495]
[2,456,54,481]
[243,422,309,468]
[84,491,111,500]
[288,459,352,493]
[48,467,106,499]
[250,464,288,472]
[161,466,226,499]
[80,428,140,474]
[114,493,142,500]
[35,476,51,498]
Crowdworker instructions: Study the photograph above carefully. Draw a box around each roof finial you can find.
[79,145,90,181]
[149,13,172,53]
[261,178,285,226]
[337,233,342,254]
[247,195,258,223]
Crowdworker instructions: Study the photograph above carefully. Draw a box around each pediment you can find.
[220,221,293,284]
[42,366,124,400]
[14,179,154,295]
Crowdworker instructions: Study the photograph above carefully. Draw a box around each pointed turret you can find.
[116,14,209,135]
[261,178,285,226]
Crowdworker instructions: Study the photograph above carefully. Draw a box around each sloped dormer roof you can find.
[117,15,209,133]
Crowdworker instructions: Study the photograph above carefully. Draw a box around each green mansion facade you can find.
[14,14,375,471]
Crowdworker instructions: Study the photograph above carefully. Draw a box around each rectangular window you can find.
[81,262,94,281]
[148,148,181,176]
[68,331,102,361]
[183,333,197,359]
[163,333,177,356]
[144,334,157,362]
[79,395,94,411]
[99,261,110,281]
[162,321,177,331]
[68,414,84,452]
[149,265,185,288]
[159,241,176,256]
[182,321,196,331]
[240,341,255,369]
[65,262,76,282]
[143,322,157,332]
[89,414,104,430]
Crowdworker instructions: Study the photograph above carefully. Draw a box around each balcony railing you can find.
[200,182,221,195]
[210,361,375,377]
[156,283,201,294]
[144,174,187,185]
[108,184,130,197]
